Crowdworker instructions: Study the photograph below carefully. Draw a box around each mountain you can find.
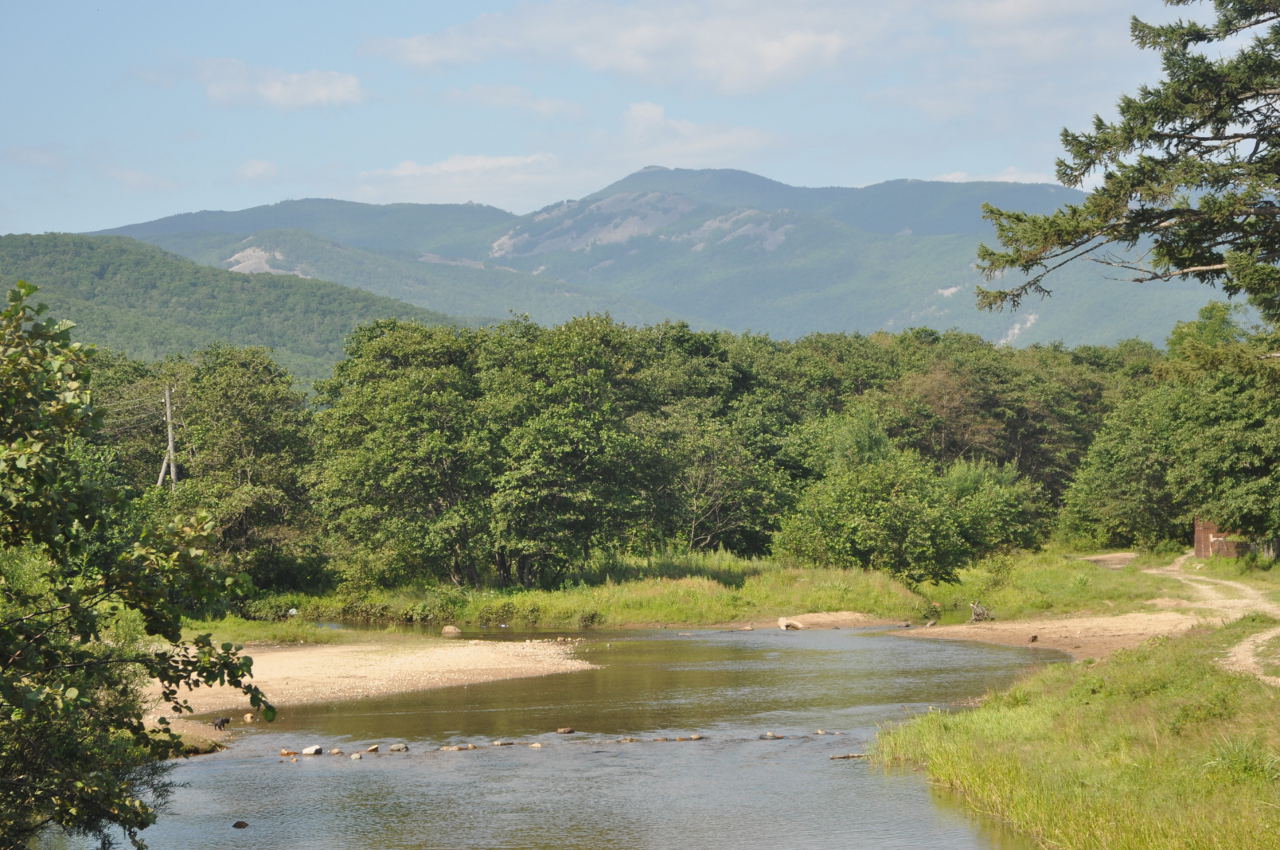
[0,234,462,385]
[93,168,1239,344]
[96,200,674,327]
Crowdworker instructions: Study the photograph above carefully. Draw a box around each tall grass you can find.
[875,615,1280,849]
[236,546,1192,634]
[181,615,345,645]
[916,546,1188,623]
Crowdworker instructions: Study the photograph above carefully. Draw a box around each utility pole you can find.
[156,386,178,489]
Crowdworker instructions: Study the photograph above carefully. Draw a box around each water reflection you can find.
[138,629,1058,849]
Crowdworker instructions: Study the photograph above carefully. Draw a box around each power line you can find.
[96,398,162,413]
[98,412,164,433]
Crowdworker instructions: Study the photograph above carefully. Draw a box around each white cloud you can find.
[199,59,364,108]
[450,85,580,118]
[371,0,859,93]
[353,101,773,212]
[363,153,557,179]
[999,312,1039,345]
[620,102,773,164]
[236,159,278,180]
[933,166,1059,185]
[936,286,961,298]
[355,153,563,209]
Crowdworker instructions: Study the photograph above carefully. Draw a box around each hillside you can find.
[98,200,674,326]
[0,234,462,385]
[94,169,1241,344]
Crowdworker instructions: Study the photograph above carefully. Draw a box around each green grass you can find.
[914,546,1189,623]
[245,552,923,629]
[875,615,1280,849]
[1257,633,1280,679]
[181,615,346,645]
[235,546,1191,633]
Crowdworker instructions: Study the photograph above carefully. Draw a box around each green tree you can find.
[775,448,970,584]
[977,1,1280,322]
[1166,301,1250,358]
[480,317,660,587]
[311,321,491,587]
[633,398,789,552]
[0,284,272,848]
[1059,383,1190,548]
[169,346,314,589]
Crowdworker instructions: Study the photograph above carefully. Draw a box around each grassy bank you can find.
[181,615,346,646]
[875,615,1280,849]
[219,547,1190,640]
[918,548,1184,623]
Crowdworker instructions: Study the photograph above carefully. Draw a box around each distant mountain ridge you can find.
[91,167,1234,344]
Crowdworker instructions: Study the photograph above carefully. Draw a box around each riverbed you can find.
[139,628,1058,849]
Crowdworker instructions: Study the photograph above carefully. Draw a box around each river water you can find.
[139,628,1056,849]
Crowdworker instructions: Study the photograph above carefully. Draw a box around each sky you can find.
[2,0,1182,234]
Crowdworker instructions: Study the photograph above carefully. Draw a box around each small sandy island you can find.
[150,637,594,749]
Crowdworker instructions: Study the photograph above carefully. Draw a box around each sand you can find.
[149,637,594,747]
[900,552,1280,663]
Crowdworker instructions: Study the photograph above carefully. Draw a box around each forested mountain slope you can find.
[0,234,461,384]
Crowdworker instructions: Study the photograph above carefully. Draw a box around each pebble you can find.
[350,753,362,760]
[232,821,249,829]
[529,742,544,748]
[556,727,575,734]
[389,743,409,752]
[366,744,379,753]
[329,748,343,755]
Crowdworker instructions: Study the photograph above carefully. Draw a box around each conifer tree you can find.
[978,1,1280,322]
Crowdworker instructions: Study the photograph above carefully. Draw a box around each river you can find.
[137,627,1056,849]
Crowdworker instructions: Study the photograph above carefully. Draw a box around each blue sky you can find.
[3,0,1179,233]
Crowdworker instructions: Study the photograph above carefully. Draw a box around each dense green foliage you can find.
[0,233,459,385]
[877,617,1280,849]
[96,170,1226,345]
[1062,303,1280,547]
[0,284,271,849]
[81,307,1152,594]
[978,0,1280,324]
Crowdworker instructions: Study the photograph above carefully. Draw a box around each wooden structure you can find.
[1194,518,1240,558]
[1194,518,1278,559]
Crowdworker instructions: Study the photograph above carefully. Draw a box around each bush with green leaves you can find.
[0,283,273,849]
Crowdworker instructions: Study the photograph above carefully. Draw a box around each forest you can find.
[82,296,1275,603]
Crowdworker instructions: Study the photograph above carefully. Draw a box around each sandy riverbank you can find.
[898,552,1280,661]
[898,609,1205,659]
[149,637,595,749]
